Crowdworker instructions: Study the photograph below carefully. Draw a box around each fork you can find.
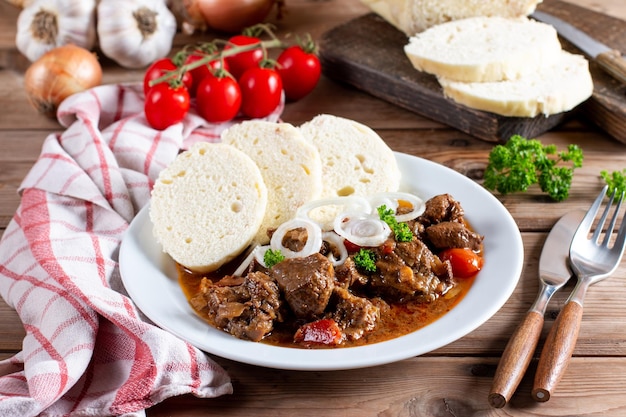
[532,185,626,402]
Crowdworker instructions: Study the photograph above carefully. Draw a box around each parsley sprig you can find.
[483,134,583,202]
[377,205,413,242]
[263,248,285,268]
[353,248,377,273]
[601,169,626,197]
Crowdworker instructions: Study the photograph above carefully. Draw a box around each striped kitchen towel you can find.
[0,83,283,416]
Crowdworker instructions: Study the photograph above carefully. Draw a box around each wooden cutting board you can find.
[318,0,626,143]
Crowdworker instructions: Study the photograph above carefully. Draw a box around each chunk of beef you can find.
[190,272,282,342]
[270,253,335,319]
[425,221,484,251]
[369,239,450,302]
[331,287,381,341]
[394,239,452,279]
[334,256,368,289]
[418,194,465,226]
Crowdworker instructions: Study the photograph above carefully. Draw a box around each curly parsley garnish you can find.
[377,205,413,242]
[353,248,377,273]
[263,248,285,268]
[483,134,583,202]
[601,169,626,197]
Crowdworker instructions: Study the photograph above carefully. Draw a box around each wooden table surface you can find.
[2,0,626,415]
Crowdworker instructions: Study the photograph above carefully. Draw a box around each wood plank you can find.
[146,356,626,416]
[0,299,22,351]
[0,130,47,226]
[318,0,626,144]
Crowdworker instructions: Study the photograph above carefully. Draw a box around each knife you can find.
[530,10,626,85]
[488,210,584,408]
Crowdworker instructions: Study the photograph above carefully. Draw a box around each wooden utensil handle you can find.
[596,50,626,86]
[488,311,544,408]
[532,301,584,402]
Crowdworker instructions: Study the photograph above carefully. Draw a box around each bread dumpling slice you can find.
[150,142,267,273]
[300,114,400,199]
[299,114,401,227]
[361,0,543,35]
[438,50,593,117]
[221,120,323,244]
[404,16,562,82]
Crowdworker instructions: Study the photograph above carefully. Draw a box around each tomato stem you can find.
[150,38,284,88]
[150,23,318,90]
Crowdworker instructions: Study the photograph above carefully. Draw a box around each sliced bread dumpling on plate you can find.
[149,142,268,273]
[221,120,323,244]
[299,114,401,227]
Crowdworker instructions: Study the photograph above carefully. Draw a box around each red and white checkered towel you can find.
[0,83,284,416]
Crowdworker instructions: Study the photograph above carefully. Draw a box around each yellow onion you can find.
[181,0,277,33]
[24,44,102,117]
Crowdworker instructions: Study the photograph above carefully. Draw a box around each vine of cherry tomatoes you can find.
[143,27,321,131]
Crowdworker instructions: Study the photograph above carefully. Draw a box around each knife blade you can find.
[531,10,626,85]
[488,210,584,408]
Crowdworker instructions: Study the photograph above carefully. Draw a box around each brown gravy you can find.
[177,263,475,349]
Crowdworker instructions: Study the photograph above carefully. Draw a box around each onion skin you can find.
[183,0,276,33]
[24,44,102,117]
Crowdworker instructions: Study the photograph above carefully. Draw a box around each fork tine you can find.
[600,189,620,246]
[611,191,626,253]
[577,185,608,244]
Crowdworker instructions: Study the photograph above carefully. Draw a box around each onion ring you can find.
[322,231,348,266]
[270,218,323,259]
[296,196,372,229]
[232,245,265,276]
[369,192,425,222]
[333,212,391,247]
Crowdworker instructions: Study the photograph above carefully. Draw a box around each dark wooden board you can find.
[318,0,626,143]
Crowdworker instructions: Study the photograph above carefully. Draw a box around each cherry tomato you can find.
[144,82,190,130]
[276,45,321,101]
[196,75,242,123]
[143,58,192,96]
[239,67,283,118]
[224,35,263,79]
[439,248,484,278]
[184,53,229,97]
[343,240,361,253]
[294,318,343,346]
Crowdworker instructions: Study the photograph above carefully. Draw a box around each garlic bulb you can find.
[97,0,177,69]
[15,0,97,62]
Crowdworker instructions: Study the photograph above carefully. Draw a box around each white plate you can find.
[119,152,523,371]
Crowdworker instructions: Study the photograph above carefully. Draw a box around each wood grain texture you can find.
[2,1,626,416]
[595,50,626,85]
[533,301,584,402]
[146,357,626,416]
[489,311,544,408]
